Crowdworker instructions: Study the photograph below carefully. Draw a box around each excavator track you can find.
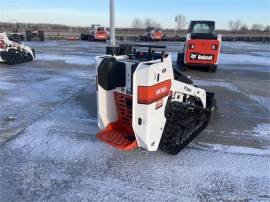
[1,49,33,65]
[159,101,212,155]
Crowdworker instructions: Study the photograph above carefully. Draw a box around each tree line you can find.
[131,16,270,32]
[228,20,270,32]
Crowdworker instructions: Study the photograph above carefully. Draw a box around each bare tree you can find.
[155,23,162,29]
[240,24,249,32]
[144,18,157,28]
[251,24,264,31]
[175,14,187,31]
[228,20,242,32]
[264,25,270,32]
[132,18,143,29]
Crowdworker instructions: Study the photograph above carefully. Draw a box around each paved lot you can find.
[0,40,269,201]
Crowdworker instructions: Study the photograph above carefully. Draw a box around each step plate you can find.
[96,122,138,151]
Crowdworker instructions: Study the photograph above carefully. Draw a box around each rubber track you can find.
[2,49,33,65]
[159,101,211,155]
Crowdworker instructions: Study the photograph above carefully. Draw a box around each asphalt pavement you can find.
[0,40,269,201]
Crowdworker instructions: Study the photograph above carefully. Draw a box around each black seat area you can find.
[173,68,193,85]
[8,35,22,44]
[133,51,165,61]
[98,58,126,90]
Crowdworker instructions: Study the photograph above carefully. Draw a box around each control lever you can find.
[128,54,136,59]
[161,51,165,62]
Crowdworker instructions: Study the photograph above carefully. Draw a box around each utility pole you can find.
[110,0,116,47]
[106,0,120,55]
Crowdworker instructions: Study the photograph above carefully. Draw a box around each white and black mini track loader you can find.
[95,44,216,155]
[0,32,35,65]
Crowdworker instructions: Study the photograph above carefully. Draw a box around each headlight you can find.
[189,44,195,49]
[0,40,5,49]
[212,44,218,50]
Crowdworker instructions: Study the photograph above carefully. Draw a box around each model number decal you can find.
[184,86,192,92]
[138,80,171,105]
[156,87,167,95]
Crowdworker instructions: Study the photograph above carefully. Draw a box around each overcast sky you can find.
[0,0,269,29]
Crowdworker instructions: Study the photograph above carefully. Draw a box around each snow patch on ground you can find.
[193,79,241,92]
[10,118,105,161]
[192,123,270,155]
[37,53,95,65]
[250,51,270,57]
[2,91,270,201]
[1,40,270,202]
[6,123,270,201]
[67,69,96,80]
[249,123,270,139]
[0,81,17,90]
[222,41,270,52]
[190,142,270,157]
[249,95,270,112]
[219,53,270,67]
